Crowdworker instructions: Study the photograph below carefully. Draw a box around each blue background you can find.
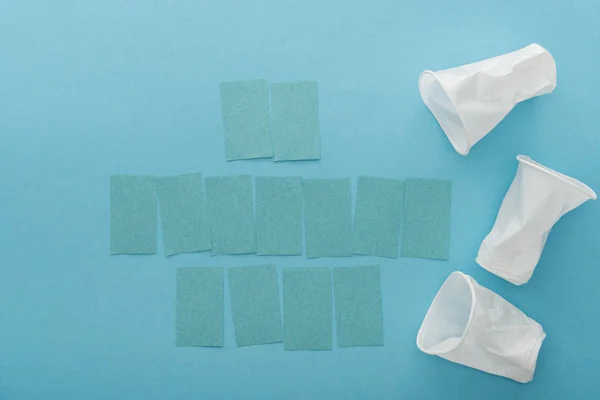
[1,1,599,399]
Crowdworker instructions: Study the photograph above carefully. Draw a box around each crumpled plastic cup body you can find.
[477,155,597,285]
[419,43,557,155]
[416,271,546,383]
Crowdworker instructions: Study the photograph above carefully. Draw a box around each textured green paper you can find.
[110,175,157,254]
[270,81,320,161]
[334,266,383,347]
[283,268,332,350]
[401,179,452,260]
[255,177,303,255]
[221,80,273,161]
[353,177,405,258]
[176,267,223,347]
[228,265,282,347]
[157,173,211,256]
[205,176,256,255]
[303,179,352,258]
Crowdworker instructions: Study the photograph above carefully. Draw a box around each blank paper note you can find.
[221,80,273,161]
[157,173,211,256]
[303,179,352,258]
[110,175,157,255]
[176,267,223,347]
[270,81,320,161]
[401,179,452,260]
[227,265,282,347]
[333,266,383,347]
[255,177,303,255]
[205,175,256,255]
[352,177,405,258]
[283,268,332,350]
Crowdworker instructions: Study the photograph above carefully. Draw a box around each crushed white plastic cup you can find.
[419,43,557,155]
[477,155,597,285]
[416,271,546,383]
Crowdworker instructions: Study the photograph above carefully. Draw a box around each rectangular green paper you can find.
[221,80,273,161]
[283,268,332,350]
[157,173,211,255]
[334,266,383,347]
[401,179,452,260]
[205,175,256,255]
[176,267,223,347]
[303,179,352,258]
[110,175,157,254]
[270,81,320,161]
[352,176,405,258]
[255,176,303,255]
[228,265,282,347]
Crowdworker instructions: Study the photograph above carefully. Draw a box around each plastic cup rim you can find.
[517,155,597,200]
[418,70,471,156]
[416,271,476,355]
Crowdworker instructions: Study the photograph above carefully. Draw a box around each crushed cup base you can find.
[475,254,531,286]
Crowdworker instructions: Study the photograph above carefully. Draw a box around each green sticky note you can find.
[227,265,282,347]
[353,177,405,258]
[270,81,320,161]
[221,80,273,161]
[205,176,256,255]
[303,179,352,258]
[283,268,332,350]
[176,267,223,347]
[334,266,383,347]
[157,173,211,256]
[401,179,452,260]
[110,175,157,254]
[255,177,303,255]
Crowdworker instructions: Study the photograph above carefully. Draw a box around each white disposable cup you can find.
[417,271,546,383]
[477,155,597,285]
[419,44,557,155]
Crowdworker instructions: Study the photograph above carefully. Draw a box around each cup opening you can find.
[417,272,475,355]
[419,71,470,155]
[517,155,598,200]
